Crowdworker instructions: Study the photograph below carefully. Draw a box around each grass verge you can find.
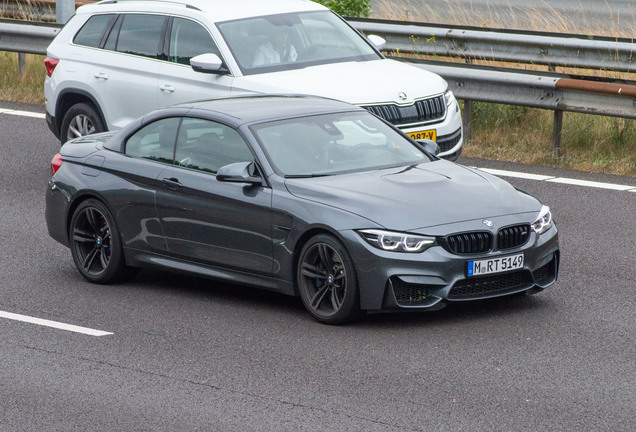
[0,52,46,104]
[464,102,636,176]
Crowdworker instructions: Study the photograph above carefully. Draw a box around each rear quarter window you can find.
[73,14,116,48]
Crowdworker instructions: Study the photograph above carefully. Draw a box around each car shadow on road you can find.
[123,268,554,328]
[361,293,553,329]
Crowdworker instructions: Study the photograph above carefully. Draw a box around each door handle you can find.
[94,72,109,80]
[161,177,182,190]
[160,84,175,93]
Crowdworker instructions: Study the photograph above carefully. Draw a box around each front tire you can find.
[69,199,129,284]
[60,102,105,143]
[297,234,360,325]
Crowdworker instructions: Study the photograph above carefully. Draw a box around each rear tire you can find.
[60,102,105,144]
[69,199,130,284]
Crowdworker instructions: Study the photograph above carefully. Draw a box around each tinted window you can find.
[73,14,116,48]
[169,18,220,65]
[114,14,166,58]
[252,112,429,176]
[217,11,380,75]
[103,15,121,51]
[175,118,253,174]
[125,117,180,163]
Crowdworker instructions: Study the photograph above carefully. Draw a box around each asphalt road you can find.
[371,0,636,34]
[1,101,635,431]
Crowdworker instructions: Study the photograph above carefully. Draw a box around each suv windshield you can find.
[251,112,431,177]
[217,11,381,75]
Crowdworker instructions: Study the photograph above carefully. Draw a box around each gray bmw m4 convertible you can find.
[46,95,559,324]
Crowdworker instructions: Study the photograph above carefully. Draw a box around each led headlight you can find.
[359,229,436,253]
[531,205,553,235]
[444,90,455,107]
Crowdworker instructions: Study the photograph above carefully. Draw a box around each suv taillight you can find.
[51,153,63,175]
[44,57,59,77]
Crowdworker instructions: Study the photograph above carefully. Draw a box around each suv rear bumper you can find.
[46,111,60,139]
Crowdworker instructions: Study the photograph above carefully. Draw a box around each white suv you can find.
[45,0,463,159]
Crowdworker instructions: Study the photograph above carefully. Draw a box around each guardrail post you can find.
[18,52,26,76]
[462,58,473,142]
[463,100,472,142]
[56,0,75,24]
[552,110,563,156]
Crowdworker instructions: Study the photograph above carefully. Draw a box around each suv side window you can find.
[125,117,180,164]
[73,14,116,48]
[175,118,253,174]
[108,14,166,59]
[169,18,220,65]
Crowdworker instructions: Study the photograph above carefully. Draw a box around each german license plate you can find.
[467,254,524,277]
[407,129,437,141]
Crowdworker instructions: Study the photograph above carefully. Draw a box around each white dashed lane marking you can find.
[0,311,113,336]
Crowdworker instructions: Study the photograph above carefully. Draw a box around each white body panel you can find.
[45,0,462,158]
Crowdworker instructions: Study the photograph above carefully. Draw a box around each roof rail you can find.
[95,0,202,11]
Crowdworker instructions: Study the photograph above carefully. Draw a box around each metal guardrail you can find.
[350,17,636,73]
[0,18,60,54]
[2,17,636,154]
[403,58,636,154]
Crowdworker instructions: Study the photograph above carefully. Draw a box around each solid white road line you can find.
[4,109,46,119]
[0,310,113,336]
[0,107,46,118]
[546,177,636,191]
[476,167,636,192]
[476,167,556,181]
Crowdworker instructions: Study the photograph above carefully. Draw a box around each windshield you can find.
[217,11,381,75]
[251,112,432,177]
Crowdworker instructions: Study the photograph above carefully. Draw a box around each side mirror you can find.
[216,162,263,184]
[417,139,441,156]
[190,53,228,74]
[367,35,386,51]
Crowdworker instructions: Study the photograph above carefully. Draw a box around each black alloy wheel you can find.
[69,199,129,284]
[297,234,360,324]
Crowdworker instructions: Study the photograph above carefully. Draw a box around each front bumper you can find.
[400,97,463,161]
[340,222,559,312]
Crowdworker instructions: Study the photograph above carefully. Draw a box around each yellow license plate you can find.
[407,129,437,141]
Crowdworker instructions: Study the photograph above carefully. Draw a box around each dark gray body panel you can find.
[46,96,559,312]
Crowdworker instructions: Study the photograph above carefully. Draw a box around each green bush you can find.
[313,0,371,18]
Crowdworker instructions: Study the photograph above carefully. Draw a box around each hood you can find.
[284,161,541,231]
[233,59,447,105]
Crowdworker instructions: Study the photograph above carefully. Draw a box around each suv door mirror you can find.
[190,53,228,74]
[367,35,386,51]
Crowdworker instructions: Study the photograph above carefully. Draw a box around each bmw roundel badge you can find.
[483,219,495,228]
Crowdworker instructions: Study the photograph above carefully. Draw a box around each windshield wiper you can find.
[285,173,332,178]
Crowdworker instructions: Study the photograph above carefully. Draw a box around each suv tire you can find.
[60,102,105,143]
